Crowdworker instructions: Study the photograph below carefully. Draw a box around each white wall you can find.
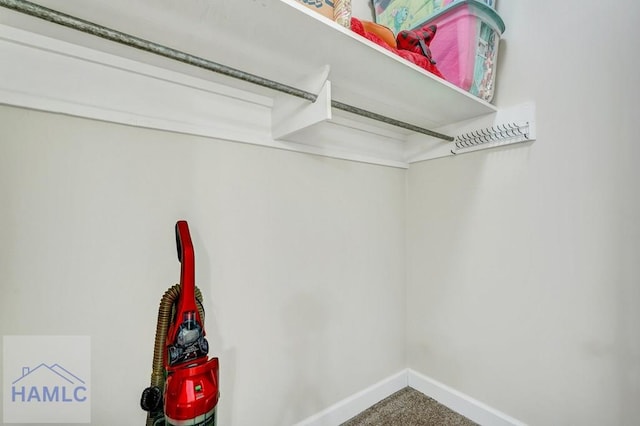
[3,1,639,425]
[406,1,640,425]
[0,105,406,425]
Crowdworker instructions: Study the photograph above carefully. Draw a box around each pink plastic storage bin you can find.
[422,0,505,102]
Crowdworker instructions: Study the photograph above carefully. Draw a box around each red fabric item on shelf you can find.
[350,17,443,78]
[396,25,438,64]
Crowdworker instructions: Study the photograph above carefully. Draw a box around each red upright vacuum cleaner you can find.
[141,221,219,425]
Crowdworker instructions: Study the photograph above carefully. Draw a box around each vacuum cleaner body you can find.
[141,221,219,426]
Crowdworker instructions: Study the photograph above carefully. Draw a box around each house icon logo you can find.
[11,363,88,403]
[3,335,91,424]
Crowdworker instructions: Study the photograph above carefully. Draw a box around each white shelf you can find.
[0,0,523,167]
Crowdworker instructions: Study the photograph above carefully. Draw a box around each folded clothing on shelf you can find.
[351,17,443,78]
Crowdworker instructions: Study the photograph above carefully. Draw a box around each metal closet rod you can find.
[0,0,454,141]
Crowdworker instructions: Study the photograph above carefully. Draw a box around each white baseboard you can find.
[293,370,408,426]
[407,369,527,426]
[295,369,526,426]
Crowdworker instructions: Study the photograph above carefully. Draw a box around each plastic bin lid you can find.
[425,0,505,34]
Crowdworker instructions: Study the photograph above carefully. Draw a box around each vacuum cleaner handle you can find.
[175,220,196,308]
[165,221,208,367]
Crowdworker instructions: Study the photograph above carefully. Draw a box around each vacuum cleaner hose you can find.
[142,284,205,426]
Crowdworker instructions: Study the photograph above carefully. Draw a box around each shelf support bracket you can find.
[271,65,332,141]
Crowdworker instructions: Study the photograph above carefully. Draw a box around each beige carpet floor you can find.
[341,387,478,426]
